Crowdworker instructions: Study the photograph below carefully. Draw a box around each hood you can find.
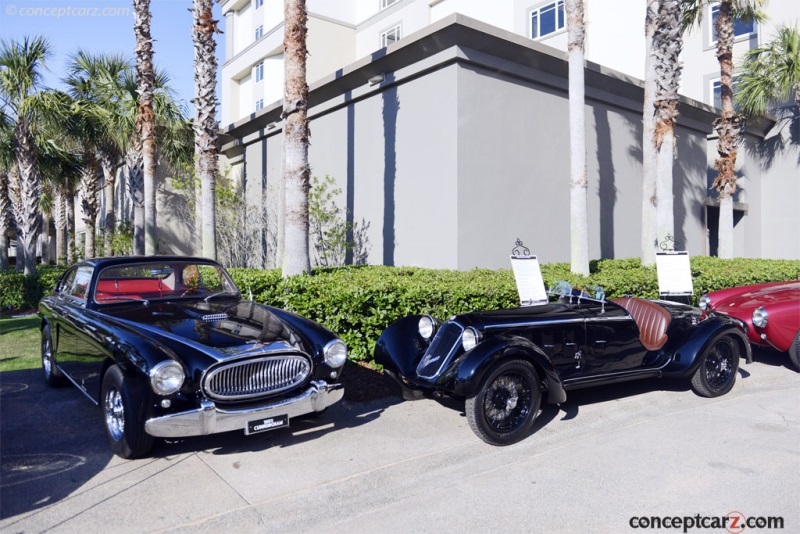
[108,299,304,356]
[453,303,585,330]
[710,281,800,312]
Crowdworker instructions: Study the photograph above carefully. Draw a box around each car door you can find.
[56,265,106,402]
[584,302,648,375]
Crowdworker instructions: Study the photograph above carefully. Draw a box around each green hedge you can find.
[4,258,799,362]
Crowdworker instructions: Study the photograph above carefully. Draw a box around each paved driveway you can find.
[1,348,798,533]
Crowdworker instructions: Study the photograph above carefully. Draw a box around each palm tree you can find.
[192,0,221,261]
[652,0,685,252]
[133,0,158,255]
[0,110,13,269]
[566,0,588,276]
[0,36,70,274]
[282,0,312,277]
[736,24,800,125]
[682,0,766,258]
[641,0,660,266]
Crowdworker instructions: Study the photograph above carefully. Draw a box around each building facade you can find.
[216,0,800,268]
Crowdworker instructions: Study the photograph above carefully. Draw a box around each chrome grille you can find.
[204,354,311,401]
[416,322,464,380]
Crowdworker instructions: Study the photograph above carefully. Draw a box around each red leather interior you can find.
[95,279,166,301]
[612,297,671,351]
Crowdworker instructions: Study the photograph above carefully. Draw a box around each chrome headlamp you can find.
[698,294,711,311]
[150,361,185,396]
[418,315,436,341]
[324,339,348,368]
[752,307,768,328]
[461,327,481,352]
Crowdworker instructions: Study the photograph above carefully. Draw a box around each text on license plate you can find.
[246,414,289,434]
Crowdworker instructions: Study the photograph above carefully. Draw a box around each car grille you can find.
[416,322,464,380]
[204,354,311,401]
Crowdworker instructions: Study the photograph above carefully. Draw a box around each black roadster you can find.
[39,256,347,458]
[375,283,751,446]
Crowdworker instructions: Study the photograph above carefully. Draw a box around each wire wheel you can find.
[691,335,740,397]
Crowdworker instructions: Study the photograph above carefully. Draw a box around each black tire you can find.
[789,331,800,372]
[101,365,154,459]
[41,324,67,387]
[465,359,541,446]
[690,335,740,398]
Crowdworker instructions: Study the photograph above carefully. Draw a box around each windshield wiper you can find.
[203,291,239,302]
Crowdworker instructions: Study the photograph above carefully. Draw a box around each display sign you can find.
[656,251,693,296]
[510,255,548,306]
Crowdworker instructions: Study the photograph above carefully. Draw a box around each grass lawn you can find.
[0,315,41,372]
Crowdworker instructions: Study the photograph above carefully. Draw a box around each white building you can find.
[220,0,800,125]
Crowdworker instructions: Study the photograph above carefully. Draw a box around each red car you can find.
[699,281,800,370]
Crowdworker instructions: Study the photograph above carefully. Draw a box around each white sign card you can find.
[510,255,548,306]
[655,251,693,296]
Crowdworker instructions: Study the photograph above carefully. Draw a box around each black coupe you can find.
[39,256,347,458]
[375,283,751,446]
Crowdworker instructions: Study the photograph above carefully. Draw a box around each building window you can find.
[530,1,565,39]
[254,61,264,83]
[380,0,399,10]
[710,4,756,44]
[380,24,401,48]
[255,99,265,111]
[255,25,264,41]
[711,76,741,109]
[254,0,263,9]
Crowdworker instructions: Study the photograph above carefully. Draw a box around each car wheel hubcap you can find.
[705,342,734,390]
[483,373,530,433]
[104,386,125,441]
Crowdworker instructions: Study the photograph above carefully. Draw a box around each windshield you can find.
[94,261,239,305]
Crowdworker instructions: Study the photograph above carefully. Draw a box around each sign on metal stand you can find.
[509,238,548,306]
[655,235,693,304]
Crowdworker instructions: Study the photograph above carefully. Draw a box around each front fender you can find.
[374,315,430,379]
[663,316,752,376]
[448,334,566,404]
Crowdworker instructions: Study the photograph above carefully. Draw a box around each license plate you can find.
[246,414,289,435]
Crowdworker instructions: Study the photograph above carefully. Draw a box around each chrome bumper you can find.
[144,381,344,438]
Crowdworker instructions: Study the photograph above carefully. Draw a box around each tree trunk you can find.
[54,188,67,264]
[282,0,311,277]
[641,0,659,265]
[126,148,145,255]
[566,0,588,276]
[101,153,117,256]
[652,0,684,252]
[0,171,11,270]
[712,0,741,259]
[81,150,100,259]
[41,211,51,264]
[193,0,220,261]
[133,0,157,256]
[11,121,42,275]
[66,185,76,264]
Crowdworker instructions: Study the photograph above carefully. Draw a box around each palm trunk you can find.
[101,153,117,256]
[41,211,51,264]
[652,0,684,251]
[282,0,311,277]
[0,171,11,269]
[54,188,67,264]
[133,0,157,256]
[641,0,659,265]
[193,0,220,261]
[712,0,741,259]
[566,0,588,276]
[66,185,76,263]
[81,150,100,259]
[11,121,42,275]
[126,148,145,255]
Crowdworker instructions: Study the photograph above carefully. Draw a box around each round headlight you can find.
[418,315,436,341]
[324,339,347,368]
[150,361,185,396]
[461,327,481,352]
[698,295,711,311]
[752,307,768,328]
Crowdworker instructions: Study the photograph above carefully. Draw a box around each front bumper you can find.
[144,381,344,438]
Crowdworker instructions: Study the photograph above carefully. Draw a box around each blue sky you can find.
[1,0,224,114]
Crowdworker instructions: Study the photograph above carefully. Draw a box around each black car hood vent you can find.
[201,313,228,322]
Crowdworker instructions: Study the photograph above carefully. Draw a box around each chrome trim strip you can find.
[145,381,344,438]
[482,315,634,330]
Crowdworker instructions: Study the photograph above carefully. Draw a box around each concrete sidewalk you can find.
[2,348,798,533]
